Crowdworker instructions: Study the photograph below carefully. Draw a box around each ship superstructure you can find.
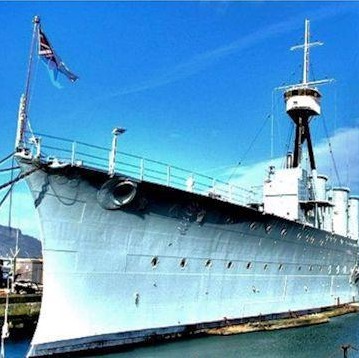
[263,20,357,239]
[12,18,359,357]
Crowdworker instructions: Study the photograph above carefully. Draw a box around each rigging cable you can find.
[0,166,20,173]
[0,153,15,166]
[310,60,342,186]
[321,113,342,187]
[26,57,40,142]
[7,156,15,238]
[0,166,39,192]
[227,114,271,182]
[0,181,18,208]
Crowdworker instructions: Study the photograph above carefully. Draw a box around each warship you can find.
[13,17,359,357]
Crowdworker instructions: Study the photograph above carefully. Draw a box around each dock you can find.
[0,292,41,335]
[205,304,359,336]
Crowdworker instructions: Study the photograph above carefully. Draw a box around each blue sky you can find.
[0,1,358,238]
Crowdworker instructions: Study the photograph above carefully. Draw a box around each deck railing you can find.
[25,132,262,207]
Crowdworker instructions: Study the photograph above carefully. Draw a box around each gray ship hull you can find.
[19,160,358,357]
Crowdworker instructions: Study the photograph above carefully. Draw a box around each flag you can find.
[38,26,78,86]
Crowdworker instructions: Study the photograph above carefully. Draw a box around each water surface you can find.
[9,313,359,358]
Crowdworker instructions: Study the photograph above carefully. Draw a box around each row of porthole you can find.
[249,223,349,248]
[250,223,346,247]
[150,257,346,274]
[250,222,310,239]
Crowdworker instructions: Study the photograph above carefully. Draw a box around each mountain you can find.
[0,225,42,258]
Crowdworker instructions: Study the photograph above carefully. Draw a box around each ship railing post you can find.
[140,158,144,181]
[186,174,195,192]
[71,141,76,166]
[29,136,40,159]
[167,166,171,186]
[109,127,126,177]
[35,137,41,158]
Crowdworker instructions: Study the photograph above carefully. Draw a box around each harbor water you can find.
[7,313,359,357]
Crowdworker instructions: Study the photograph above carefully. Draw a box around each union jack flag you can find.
[38,27,78,85]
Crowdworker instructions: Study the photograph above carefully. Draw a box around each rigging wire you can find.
[309,61,341,186]
[0,166,20,173]
[321,114,342,187]
[0,153,15,166]
[227,114,271,182]
[7,156,15,237]
[0,181,18,208]
[0,167,39,192]
[26,57,40,142]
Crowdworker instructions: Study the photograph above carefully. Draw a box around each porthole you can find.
[336,265,340,274]
[278,264,283,271]
[263,264,268,271]
[297,233,302,240]
[246,262,252,269]
[280,228,287,237]
[180,258,187,268]
[151,257,159,268]
[265,225,272,234]
[205,259,212,268]
[250,222,257,230]
[328,265,332,274]
[227,261,233,269]
[298,266,302,271]
[309,265,313,271]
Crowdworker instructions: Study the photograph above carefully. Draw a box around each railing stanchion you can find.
[109,127,126,176]
[71,141,76,166]
[167,166,171,186]
[31,132,258,208]
[140,158,144,181]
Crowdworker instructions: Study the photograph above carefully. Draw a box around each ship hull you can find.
[20,160,358,357]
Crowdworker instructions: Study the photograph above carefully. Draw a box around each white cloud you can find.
[1,127,357,239]
[217,126,359,195]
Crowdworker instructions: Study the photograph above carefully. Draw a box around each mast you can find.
[281,19,331,170]
[15,15,40,151]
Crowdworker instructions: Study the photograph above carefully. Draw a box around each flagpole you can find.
[15,15,40,151]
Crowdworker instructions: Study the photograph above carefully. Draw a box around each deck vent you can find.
[246,262,252,269]
[227,261,233,269]
[205,259,212,268]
